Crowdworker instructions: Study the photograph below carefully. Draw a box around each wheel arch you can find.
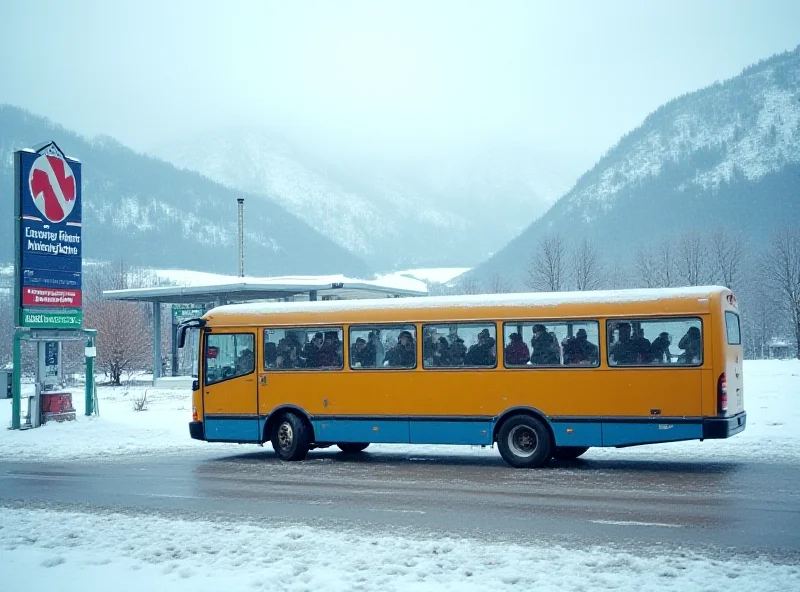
[262,405,315,444]
[493,406,555,444]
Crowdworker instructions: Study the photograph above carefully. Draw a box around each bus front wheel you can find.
[337,443,370,453]
[271,413,311,461]
[552,446,590,461]
[497,415,552,469]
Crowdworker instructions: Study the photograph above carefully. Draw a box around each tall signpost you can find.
[11,142,87,429]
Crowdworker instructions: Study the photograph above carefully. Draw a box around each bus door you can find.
[202,330,259,442]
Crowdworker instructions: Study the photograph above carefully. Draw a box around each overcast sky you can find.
[1,0,799,169]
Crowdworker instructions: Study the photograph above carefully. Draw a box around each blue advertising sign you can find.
[14,142,83,329]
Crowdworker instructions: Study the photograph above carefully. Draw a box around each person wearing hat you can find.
[563,328,598,365]
[530,324,560,365]
[301,332,324,368]
[383,330,416,367]
[465,328,496,366]
[505,332,531,366]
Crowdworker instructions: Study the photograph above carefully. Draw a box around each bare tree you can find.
[456,277,482,296]
[635,246,659,288]
[656,238,676,288]
[87,299,152,385]
[677,231,709,286]
[709,229,744,289]
[526,234,568,292]
[571,238,605,291]
[607,262,628,290]
[487,273,513,294]
[763,228,800,359]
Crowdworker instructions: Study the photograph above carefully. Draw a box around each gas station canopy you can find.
[102,272,428,385]
[102,273,428,304]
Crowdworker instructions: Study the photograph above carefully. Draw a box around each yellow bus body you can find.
[186,285,746,467]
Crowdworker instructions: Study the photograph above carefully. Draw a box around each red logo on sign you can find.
[28,154,77,223]
[22,287,82,308]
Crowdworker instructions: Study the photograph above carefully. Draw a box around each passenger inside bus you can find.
[530,324,560,365]
[384,331,416,367]
[464,328,496,366]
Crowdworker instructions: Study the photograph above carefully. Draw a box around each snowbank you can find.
[1,360,798,464]
[2,506,798,592]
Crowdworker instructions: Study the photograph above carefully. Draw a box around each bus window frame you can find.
[725,311,741,346]
[348,323,418,371]
[502,319,601,369]
[203,331,256,386]
[605,316,705,369]
[262,326,345,372]
[421,321,499,370]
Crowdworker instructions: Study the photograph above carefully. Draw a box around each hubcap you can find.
[277,422,294,451]
[508,425,538,458]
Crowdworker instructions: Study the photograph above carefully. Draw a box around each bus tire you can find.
[271,412,311,462]
[497,415,552,468]
[552,446,589,461]
[337,443,370,453]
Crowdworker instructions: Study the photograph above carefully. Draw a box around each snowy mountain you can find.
[464,45,800,287]
[150,131,580,270]
[0,105,372,277]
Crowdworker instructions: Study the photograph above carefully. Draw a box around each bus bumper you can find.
[189,421,205,441]
[703,412,746,439]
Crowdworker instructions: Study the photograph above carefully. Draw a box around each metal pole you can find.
[237,198,244,277]
[11,331,22,430]
[153,301,162,386]
[33,341,44,428]
[85,335,94,416]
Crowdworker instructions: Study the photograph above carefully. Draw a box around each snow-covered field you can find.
[2,506,799,592]
[1,360,798,464]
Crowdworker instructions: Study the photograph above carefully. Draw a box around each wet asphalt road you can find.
[1,448,799,559]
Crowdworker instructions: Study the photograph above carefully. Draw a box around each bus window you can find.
[205,333,255,385]
[504,321,599,367]
[725,312,741,345]
[350,325,416,369]
[421,323,497,368]
[263,327,343,370]
[607,318,703,367]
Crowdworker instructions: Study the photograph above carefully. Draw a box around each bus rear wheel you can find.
[337,443,370,453]
[497,415,552,468]
[271,412,311,461]
[552,446,590,461]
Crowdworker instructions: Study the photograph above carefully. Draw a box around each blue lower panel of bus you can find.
[601,422,703,447]
[205,416,260,442]
[550,420,704,447]
[313,419,410,443]
[551,422,603,447]
[409,421,494,445]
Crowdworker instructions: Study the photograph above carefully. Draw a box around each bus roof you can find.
[202,285,728,326]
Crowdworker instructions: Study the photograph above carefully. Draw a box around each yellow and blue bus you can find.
[179,285,746,468]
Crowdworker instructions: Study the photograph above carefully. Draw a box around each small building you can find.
[768,338,792,360]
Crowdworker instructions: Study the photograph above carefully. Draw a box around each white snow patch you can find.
[2,507,798,592]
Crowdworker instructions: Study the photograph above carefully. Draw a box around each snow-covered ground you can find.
[2,506,798,592]
[1,360,798,464]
